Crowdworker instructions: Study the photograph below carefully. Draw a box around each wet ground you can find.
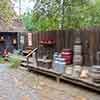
[0,64,39,100]
[0,64,100,100]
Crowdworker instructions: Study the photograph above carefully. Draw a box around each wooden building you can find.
[0,16,26,53]
[23,29,100,66]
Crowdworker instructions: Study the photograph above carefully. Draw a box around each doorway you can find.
[0,32,18,53]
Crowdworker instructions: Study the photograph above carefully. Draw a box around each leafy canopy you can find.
[21,0,100,31]
[0,0,14,24]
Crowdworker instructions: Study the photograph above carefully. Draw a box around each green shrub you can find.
[9,55,21,68]
[0,56,4,63]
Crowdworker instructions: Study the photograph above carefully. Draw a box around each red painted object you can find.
[2,49,8,57]
[61,49,73,64]
[40,36,56,44]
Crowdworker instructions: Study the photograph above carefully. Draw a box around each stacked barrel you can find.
[90,65,100,84]
[72,37,83,78]
[61,49,73,65]
[73,37,82,65]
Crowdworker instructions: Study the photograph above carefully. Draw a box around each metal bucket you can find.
[53,58,65,74]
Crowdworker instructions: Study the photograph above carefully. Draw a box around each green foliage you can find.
[63,0,100,29]
[0,0,14,24]
[21,0,100,31]
[21,12,34,31]
[0,56,4,63]
[9,55,21,68]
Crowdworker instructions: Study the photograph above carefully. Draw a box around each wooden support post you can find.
[56,76,60,85]
[56,75,61,86]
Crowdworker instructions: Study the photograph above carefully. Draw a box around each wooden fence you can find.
[22,28,100,65]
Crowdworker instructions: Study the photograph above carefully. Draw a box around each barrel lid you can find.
[55,57,65,61]
[92,65,100,69]
[62,49,72,52]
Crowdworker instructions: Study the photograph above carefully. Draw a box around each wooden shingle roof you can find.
[8,17,26,32]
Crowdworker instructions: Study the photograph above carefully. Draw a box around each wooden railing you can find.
[26,48,38,65]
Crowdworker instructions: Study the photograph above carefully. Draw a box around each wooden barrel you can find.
[73,55,83,65]
[65,65,73,75]
[73,45,82,55]
[61,49,73,64]
[89,65,100,83]
[73,37,82,54]
[73,37,83,65]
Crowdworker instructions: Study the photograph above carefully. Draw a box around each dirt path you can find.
[0,65,99,100]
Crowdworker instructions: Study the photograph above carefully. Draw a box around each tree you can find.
[32,0,61,31]
[21,12,34,31]
[62,0,99,29]
[0,0,14,24]
[21,0,100,31]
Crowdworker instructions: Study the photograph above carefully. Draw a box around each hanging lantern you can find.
[1,36,4,40]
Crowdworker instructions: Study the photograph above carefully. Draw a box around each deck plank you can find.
[21,62,100,92]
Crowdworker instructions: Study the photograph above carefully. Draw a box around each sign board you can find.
[28,32,32,46]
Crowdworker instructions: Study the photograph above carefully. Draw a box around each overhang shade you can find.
[0,16,26,32]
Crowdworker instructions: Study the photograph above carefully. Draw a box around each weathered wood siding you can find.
[23,28,100,65]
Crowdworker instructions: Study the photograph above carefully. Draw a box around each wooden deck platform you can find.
[21,62,100,93]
